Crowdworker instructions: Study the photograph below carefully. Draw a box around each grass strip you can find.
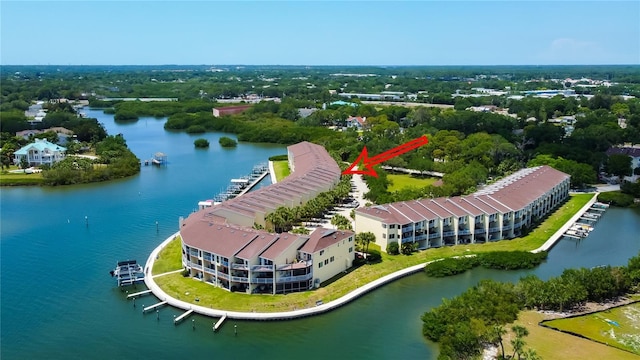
[272,160,290,182]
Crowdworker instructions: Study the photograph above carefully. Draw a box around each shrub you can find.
[194,138,209,148]
[218,136,238,148]
[386,242,400,255]
[366,249,382,263]
[479,251,548,270]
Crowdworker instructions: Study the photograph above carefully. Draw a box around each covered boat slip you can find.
[112,260,145,287]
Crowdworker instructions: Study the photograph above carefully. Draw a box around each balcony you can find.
[277,273,313,283]
[443,230,455,237]
[251,264,274,272]
[189,249,199,257]
[502,224,513,230]
[474,228,486,234]
[428,233,441,239]
[217,272,230,280]
[458,229,471,235]
[251,277,274,284]
[231,276,249,283]
[415,234,427,241]
[231,263,248,270]
[489,227,501,232]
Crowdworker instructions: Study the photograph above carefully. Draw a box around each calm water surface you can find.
[1,109,639,359]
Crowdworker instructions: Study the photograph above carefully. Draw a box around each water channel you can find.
[1,108,639,359]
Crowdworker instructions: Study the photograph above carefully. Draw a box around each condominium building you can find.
[180,141,354,294]
[355,166,570,252]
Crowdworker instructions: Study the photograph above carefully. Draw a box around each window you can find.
[324,259,328,265]
[382,234,386,239]
[349,237,353,242]
[349,247,353,253]
[389,234,395,239]
[320,250,324,256]
[382,224,387,229]
[330,256,334,262]
[318,262,323,268]
[390,224,396,229]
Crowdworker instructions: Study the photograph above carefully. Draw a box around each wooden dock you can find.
[127,289,152,299]
[213,314,227,331]
[174,309,194,325]
[143,301,167,313]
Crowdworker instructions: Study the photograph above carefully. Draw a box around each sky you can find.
[1,1,639,66]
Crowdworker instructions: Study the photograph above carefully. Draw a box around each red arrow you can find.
[342,135,429,177]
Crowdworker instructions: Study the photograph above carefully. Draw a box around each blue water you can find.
[1,109,639,359]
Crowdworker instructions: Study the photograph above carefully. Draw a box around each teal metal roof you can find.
[14,139,66,155]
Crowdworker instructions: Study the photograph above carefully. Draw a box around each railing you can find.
[458,229,471,235]
[231,276,249,283]
[277,273,313,283]
[231,263,248,270]
[428,233,441,239]
[251,265,274,272]
[251,277,274,284]
[220,260,229,267]
[217,272,230,280]
[276,261,311,271]
[189,249,199,257]
[188,261,201,269]
[489,227,501,232]
[415,234,427,241]
[203,254,214,262]
[443,230,455,237]
[474,228,486,234]
[203,266,215,274]
[502,224,513,230]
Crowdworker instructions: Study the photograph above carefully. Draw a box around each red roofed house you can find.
[346,116,367,129]
[212,105,252,117]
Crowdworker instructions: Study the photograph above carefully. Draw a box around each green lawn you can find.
[152,235,184,275]
[542,303,640,355]
[0,166,44,186]
[272,160,290,182]
[151,194,593,312]
[387,174,438,192]
[502,311,640,360]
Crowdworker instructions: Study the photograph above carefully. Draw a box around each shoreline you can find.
[142,193,600,321]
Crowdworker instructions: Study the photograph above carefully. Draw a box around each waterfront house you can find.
[181,216,354,295]
[13,138,67,166]
[356,166,570,252]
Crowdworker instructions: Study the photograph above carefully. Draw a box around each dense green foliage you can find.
[597,191,635,207]
[218,136,237,147]
[268,154,288,161]
[386,242,399,255]
[425,251,549,277]
[424,257,481,277]
[41,135,139,185]
[422,252,640,359]
[193,138,209,148]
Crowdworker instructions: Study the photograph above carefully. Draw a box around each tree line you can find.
[421,252,640,359]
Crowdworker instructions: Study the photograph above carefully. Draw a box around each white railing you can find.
[277,273,313,283]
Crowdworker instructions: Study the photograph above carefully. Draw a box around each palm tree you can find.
[356,232,376,254]
[493,324,507,359]
[510,325,529,360]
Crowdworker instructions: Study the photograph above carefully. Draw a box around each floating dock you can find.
[143,301,167,313]
[174,309,194,325]
[213,314,227,331]
[199,163,269,209]
[562,203,608,240]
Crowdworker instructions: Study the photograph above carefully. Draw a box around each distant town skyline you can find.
[1,1,638,66]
